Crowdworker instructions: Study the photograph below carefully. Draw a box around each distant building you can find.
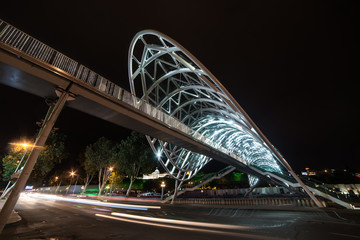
[142,168,168,179]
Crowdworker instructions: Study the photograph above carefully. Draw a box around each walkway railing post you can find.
[0,88,71,234]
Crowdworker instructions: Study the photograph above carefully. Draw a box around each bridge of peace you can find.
[0,18,357,219]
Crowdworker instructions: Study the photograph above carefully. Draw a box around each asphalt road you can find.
[1,193,360,240]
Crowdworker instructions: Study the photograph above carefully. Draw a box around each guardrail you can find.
[178,197,322,207]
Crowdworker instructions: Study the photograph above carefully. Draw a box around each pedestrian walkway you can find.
[0,200,22,224]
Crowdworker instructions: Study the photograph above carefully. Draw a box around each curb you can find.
[0,200,22,225]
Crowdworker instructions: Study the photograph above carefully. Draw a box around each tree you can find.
[81,151,96,194]
[49,170,71,194]
[1,145,27,182]
[84,137,115,196]
[29,132,68,185]
[1,132,67,186]
[108,171,124,193]
[114,131,156,196]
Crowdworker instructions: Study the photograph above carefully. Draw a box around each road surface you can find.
[1,193,360,239]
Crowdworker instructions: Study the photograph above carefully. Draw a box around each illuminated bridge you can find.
[0,19,355,209]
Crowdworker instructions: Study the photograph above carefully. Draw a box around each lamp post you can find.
[108,167,114,194]
[161,181,166,200]
[66,171,75,195]
[73,173,79,194]
[54,176,62,194]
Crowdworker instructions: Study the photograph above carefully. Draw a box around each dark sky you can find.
[0,1,358,172]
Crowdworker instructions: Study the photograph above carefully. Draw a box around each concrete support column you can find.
[0,89,70,233]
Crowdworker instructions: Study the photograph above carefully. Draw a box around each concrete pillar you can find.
[0,90,70,233]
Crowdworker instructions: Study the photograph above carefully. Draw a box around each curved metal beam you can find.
[128,30,323,207]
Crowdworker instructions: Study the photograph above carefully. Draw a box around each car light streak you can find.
[95,214,285,240]
[330,232,360,239]
[93,207,112,212]
[22,193,160,211]
[111,212,248,230]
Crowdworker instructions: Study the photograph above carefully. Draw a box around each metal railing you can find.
[300,177,360,204]
[179,197,320,208]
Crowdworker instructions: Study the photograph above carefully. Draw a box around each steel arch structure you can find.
[128,30,288,186]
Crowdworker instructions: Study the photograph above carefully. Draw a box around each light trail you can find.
[111,212,249,230]
[22,193,161,211]
[95,214,285,240]
[330,232,360,239]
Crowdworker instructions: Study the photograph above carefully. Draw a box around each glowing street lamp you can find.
[19,143,31,148]
[71,171,79,194]
[9,141,40,153]
[108,167,114,194]
[9,142,32,149]
[11,143,33,175]
[54,176,62,194]
[66,170,78,194]
[161,181,166,200]
[1,141,35,199]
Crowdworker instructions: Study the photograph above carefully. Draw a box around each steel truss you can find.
[128,30,287,185]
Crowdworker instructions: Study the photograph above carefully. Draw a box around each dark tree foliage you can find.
[114,131,156,196]
[1,132,67,186]
[1,145,25,182]
[84,137,115,195]
[30,132,68,185]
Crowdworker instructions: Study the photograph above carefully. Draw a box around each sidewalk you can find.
[0,199,22,224]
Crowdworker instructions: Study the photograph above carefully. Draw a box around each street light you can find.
[13,143,31,148]
[1,141,34,199]
[66,171,76,195]
[69,171,79,194]
[108,167,114,194]
[54,176,62,194]
[73,175,79,194]
[9,142,34,173]
[161,181,166,200]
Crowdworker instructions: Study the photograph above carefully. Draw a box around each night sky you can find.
[0,1,358,172]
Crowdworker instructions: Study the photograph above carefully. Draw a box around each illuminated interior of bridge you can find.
[128,30,284,186]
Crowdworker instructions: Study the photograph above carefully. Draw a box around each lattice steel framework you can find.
[128,30,285,185]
